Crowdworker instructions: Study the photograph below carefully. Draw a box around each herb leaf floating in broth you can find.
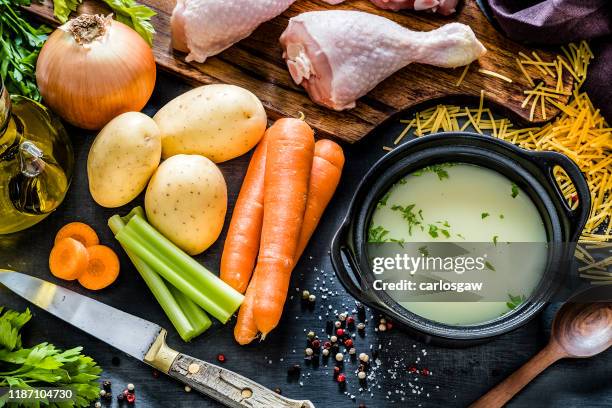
[482,212,489,219]
[506,293,526,310]
[391,204,423,235]
[368,225,389,243]
[411,163,453,180]
[511,183,519,198]
[418,246,429,257]
[484,261,496,271]
[493,235,499,245]
[377,191,391,208]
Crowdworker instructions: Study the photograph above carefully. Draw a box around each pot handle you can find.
[330,221,377,305]
[529,151,591,241]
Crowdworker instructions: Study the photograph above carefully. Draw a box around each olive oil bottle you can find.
[0,80,74,234]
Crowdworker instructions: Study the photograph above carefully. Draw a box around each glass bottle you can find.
[0,80,74,234]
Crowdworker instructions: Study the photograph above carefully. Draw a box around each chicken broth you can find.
[368,163,548,325]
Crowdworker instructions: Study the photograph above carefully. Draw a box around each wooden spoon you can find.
[470,298,612,408]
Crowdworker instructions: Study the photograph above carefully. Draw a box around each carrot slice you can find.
[55,222,99,247]
[78,245,120,290]
[221,132,269,293]
[49,238,89,281]
[254,118,315,337]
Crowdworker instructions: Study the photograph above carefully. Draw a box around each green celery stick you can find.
[108,215,198,341]
[168,284,212,340]
[115,226,240,322]
[125,215,243,316]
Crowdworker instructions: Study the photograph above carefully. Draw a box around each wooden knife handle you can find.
[469,342,565,408]
[168,353,315,408]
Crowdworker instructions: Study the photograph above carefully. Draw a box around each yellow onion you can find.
[36,14,156,130]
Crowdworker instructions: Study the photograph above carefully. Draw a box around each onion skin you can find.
[36,16,156,130]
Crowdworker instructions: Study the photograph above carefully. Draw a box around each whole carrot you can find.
[234,138,344,345]
[254,118,315,337]
[295,139,345,260]
[234,271,259,345]
[220,133,269,293]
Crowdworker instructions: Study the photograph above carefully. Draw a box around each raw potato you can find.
[145,154,227,255]
[88,112,161,208]
[153,84,267,162]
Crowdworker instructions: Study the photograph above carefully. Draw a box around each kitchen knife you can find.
[0,270,314,408]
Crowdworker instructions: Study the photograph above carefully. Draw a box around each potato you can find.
[145,154,227,255]
[87,112,161,208]
[153,84,267,163]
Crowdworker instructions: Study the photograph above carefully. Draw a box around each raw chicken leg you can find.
[329,0,459,15]
[172,0,295,63]
[280,10,486,110]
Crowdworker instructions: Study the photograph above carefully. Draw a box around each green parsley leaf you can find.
[377,191,391,208]
[511,183,519,198]
[481,212,489,219]
[484,261,496,271]
[368,225,389,243]
[418,246,429,257]
[493,235,498,245]
[391,204,422,235]
[506,293,526,310]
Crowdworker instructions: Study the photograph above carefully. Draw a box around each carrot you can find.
[220,133,269,293]
[55,222,99,247]
[295,139,345,260]
[253,118,315,336]
[49,238,89,281]
[78,245,120,290]
[233,271,259,345]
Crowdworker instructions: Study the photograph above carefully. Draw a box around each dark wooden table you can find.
[1,73,610,408]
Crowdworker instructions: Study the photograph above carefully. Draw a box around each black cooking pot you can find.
[331,132,591,345]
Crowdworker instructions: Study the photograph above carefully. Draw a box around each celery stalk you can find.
[168,284,212,339]
[116,226,241,322]
[124,215,244,317]
[108,215,201,341]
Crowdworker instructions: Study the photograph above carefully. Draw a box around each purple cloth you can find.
[487,0,612,122]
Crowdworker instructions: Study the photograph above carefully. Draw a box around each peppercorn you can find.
[100,390,107,397]
[307,331,316,339]
[386,321,393,330]
[288,364,301,376]
[349,347,356,355]
[338,312,347,321]
[126,393,136,404]
[359,353,369,363]
[312,339,321,349]
[346,316,355,326]
[408,366,418,374]
[308,294,316,302]
[95,402,102,408]
[358,371,366,380]
[357,322,366,331]
[378,323,387,332]
[323,341,331,349]
[302,290,310,299]
[217,353,226,363]
[305,348,314,356]
[330,335,338,343]
[152,369,159,378]
[322,348,330,357]
[274,387,282,394]
[127,384,135,393]
[102,380,112,392]
[421,368,430,376]
[335,352,344,362]
[344,339,353,348]
[336,328,344,337]
[184,386,191,393]
[334,320,342,328]
[379,318,386,324]
[337,373,346,383]
[333,366,340,377]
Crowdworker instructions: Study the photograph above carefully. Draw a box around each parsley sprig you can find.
[0,307,101,407]
[0,0,51,101]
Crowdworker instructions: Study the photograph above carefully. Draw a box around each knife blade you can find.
[0,270,314,408]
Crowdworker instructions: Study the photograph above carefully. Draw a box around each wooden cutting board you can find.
[23,0,572,142]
